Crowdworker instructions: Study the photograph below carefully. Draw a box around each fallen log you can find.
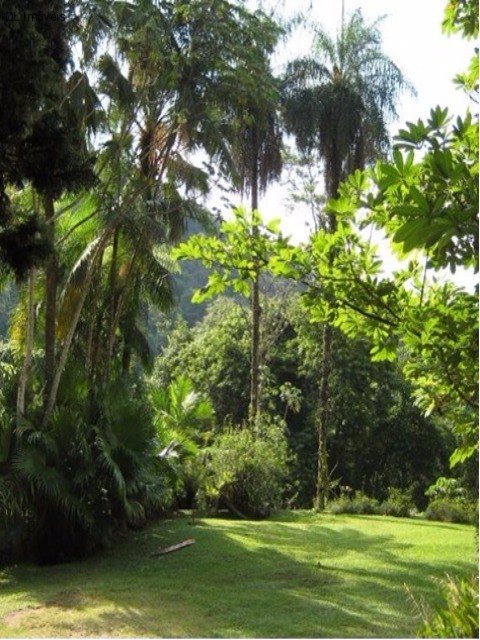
[151,538,195,557]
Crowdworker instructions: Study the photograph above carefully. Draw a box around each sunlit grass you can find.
[0,511,476,637]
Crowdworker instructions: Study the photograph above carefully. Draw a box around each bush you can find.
[329,490,381,515]
[199,421,289,519]
[424,497,477,525]
[380,487,416,517]
[407,573,479,638]
[330,487,418,518]
[0,373,175,566]
[425,476,467,500]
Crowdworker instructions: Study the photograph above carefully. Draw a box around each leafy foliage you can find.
[0,368,172,565]
[199,420,289,519]
[150,376,214,499]
[153,299,251,424]
[408,573,479,639]
[329,490,380,515]
[379,487,416,518]
[424,498,477,524]
[330,486,418,518]
[153,296,454,508]
[271,105,478,467]
[174,207,287,301]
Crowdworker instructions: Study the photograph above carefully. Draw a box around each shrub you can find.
[380,487,416,517]
[0,373,175,566]
[424,497,477,525]
[329,490,381,515]
[425,476,466,500]
[199,420,289,519]
[407,573,479,638]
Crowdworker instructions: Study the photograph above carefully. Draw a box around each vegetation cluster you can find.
[0,0,477,636]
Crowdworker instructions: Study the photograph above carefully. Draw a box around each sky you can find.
[257,0,474,242]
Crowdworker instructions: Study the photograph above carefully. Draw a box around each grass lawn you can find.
[0,511,476,638]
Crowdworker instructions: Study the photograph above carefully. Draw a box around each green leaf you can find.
[233,279,250,297]
[266,218,281,234]
[450,444,478,467]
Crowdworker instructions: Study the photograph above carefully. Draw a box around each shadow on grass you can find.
[0,512,476,638]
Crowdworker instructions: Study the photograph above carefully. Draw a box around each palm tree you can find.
[231,106,283,428]
[98,0,283,420]
[284,9,413,203]
[39,0,283,420]
[283,8,413,510]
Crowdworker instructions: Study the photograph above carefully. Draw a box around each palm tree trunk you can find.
[315,170,340,511]
[43,196,56,409]
[85,258,102,378]
[104,247,139,385]
[121,272,141,376]
[249,139,261,429]
[16,267,36,422]
[250,269,261,428]
[103,227,120,385]
[43,232,110,426]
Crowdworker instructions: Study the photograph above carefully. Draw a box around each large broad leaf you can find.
[393,218,453,252]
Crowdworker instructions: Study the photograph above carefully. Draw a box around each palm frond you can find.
[0,475,29,519]
[105,383,155,455]
[95,429,127,501]
[57,235,104,338]
[124,498,145,523]
[283,57,331,92]
[136,248,175,310]
[12,448,65,501]
[97,54,136,112]
[120,322,154,371]
[166,153,210,195]
[65,235,104,288]
[8,270,40,347]
[65,71,105,134]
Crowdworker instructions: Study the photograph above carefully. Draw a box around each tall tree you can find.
[282,9,412,509]
[0,0,63,278]
[39,0,283,417]
[231,107,283,426]
[96,0,283,423]
[0,1,97,417]
[95,0,281,386]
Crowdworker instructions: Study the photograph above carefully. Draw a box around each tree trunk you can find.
[103,227,120,385]
[16,267,36,422]
[314,322,333,510]
[43,196,56,409]
[86,249,105,386]
[43,232,110,426]
[314,166,340,511]
[249,137,261,429]
[250,267,261,428]
[104,247,138,385]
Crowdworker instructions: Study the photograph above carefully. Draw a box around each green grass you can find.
[0,511,476,637]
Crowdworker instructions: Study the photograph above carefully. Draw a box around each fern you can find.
[407,573,479,639]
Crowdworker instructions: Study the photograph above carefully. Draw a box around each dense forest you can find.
[0,0,477,610]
